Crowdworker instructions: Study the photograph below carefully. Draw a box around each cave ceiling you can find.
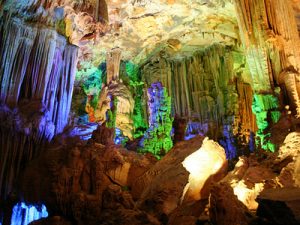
[91,0,238,65]
[82,0,300,66]
[1,0,300,66]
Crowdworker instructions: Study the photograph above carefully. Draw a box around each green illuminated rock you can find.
[125,61,148,138]
[139,83,173,159]
[252,94,281,152]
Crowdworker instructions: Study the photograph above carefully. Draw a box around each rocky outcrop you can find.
[14,135,228,224]
[209,182,251,225]
[209,131,300,225]
[220,155,277,211]
[256,187,300,225]
[91,123,115,146]
[136,137,227,218]
[9,130,300,225]
[18,139,156,224]
[275,132,300,187]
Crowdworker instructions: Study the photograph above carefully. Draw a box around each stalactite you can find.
[106,48,122,84]
[235,81,257,141]
[234,0,300,116]
[140,44,255,158]
[0,17,78,134]
[0,17,78,201]
[141,45,235,123]
[95,0,109,22]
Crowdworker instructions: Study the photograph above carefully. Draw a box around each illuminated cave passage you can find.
[0,0,300,225]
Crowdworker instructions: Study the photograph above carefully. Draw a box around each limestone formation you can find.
[106,48,122,84]
[256,187,300,225]
[19,139,156,225]
[0,17,78,201]
[209,182,251,225]
[234,0,300,116]
[209,132,300,224]
[94,80,135,139]
[136,137,227,217]
[1,0,106,46]
[140,44,255,158]
[1,0,300,224]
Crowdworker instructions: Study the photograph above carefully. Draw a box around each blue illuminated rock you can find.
[11,202,48,225]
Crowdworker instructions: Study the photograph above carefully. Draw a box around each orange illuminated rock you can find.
[136,136,227,217]
[182,137,228,201]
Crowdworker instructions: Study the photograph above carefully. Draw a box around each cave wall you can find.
[0,16,78,201]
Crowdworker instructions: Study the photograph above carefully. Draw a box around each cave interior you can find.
[0,0,300,224]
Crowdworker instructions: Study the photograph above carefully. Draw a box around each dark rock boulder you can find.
[256,188,300,225]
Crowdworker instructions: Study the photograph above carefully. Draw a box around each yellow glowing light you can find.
[233,182,264,210]
[181,138,227,201]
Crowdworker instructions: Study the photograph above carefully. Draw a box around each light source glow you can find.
[181,138,226,201]
[233,182,264,210]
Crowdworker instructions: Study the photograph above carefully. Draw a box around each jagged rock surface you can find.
[136,137,227,219]
[209,182,251,225]
[209,132,300,224]
[19,138,157,224]
[16,135,228,225]
[256,187,300,225]
[276,132,300,187]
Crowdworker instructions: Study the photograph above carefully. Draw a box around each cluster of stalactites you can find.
[234,0,300,117]
[141,45,236,126]
[140,45,256,158]
[0,17,78,201]
[0,17,78,135]
[139,82,173,158]
[0,0,108,45]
